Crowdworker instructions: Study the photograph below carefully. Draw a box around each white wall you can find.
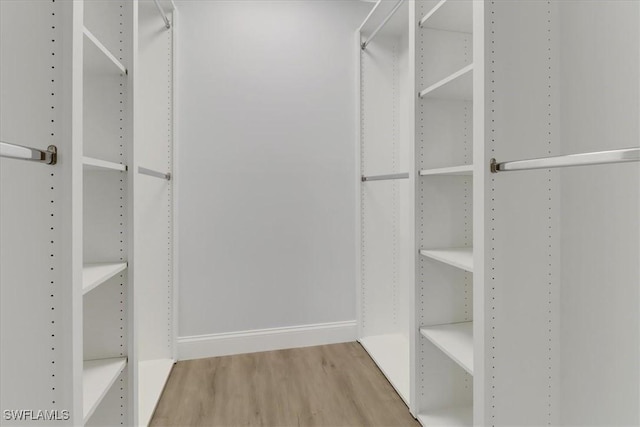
[176,1,370,340]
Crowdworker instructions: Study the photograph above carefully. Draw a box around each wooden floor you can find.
[151,342,419,427]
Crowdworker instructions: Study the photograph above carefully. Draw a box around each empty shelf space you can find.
[420,322,473,375]
[419,64,473,101]
[419,165,473,176]
[420,248,473,272]
[139,359,174,427]
[83,357,127,422]
[359,334,410,406]
[419,0,472,33]
[83,263,127,295]
[83,26,127,74]
[418,405,473,427]
[83,156,127,172]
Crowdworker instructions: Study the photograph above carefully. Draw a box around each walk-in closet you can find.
[1,1,638,426]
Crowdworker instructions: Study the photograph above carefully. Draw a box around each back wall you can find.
[176,0,370,356]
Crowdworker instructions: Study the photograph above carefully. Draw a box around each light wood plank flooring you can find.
[151,342,419,426]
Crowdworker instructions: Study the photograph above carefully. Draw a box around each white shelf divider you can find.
[418,0,473,33]
[420,248,473,272]
[418,405,473,427]
[420,322,473,375]
[139,359,174,427]
[419,165,473,176]
[83,26,127,74]
[83,156,127,172]
[418,64,473,101]
[82,262,128,295]
[359,334,410,406]
[83,357,127,422]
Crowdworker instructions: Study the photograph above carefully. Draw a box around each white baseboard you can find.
[177,320,357,361]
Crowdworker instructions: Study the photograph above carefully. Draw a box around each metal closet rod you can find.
[362,172,409,182]
[491,147,640,173]
[361,0,406,51]
[0,141,57,165]
[153,0,171,30]
[139,166,171,181]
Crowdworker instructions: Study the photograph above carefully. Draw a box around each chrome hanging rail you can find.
[361,172,409,182]
[361,0,406,51]
[153,0,171,30]
[138,166,171,181]
[490,147,640,173]
[0,141,57,165]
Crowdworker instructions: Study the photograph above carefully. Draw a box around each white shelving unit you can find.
[135,2,177,425]
[82,357,128,422]
[82,262,128,294]
[357,0,415,414]
[0,2,175,425]
[359,1,638,425]
[415,0,474,423]
[0,1,82,422]
[81,2,133,423]
[420,322,473,375]
[477,2,640,424]
[419,248,473,273]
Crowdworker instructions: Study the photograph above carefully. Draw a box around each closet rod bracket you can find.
[153,0,171,30]
[0,141,57,165]
[490,158,498,173]
[47,145,57,165]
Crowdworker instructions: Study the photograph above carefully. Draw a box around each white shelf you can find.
[418,405,473,427]
[82,263,127,295]
[419,165,473,176]
[419,0,473,33]
[359,334,410,406]
[420,322,473,375]
[139,359,174,427]
[420,248,473,272]
[83,26,127,74]
[83,357,127,422]
[419,64,473,101]
[83,156,127,172]
[359,0,406,38]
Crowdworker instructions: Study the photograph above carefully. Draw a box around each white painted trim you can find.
[177,321,357,361]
